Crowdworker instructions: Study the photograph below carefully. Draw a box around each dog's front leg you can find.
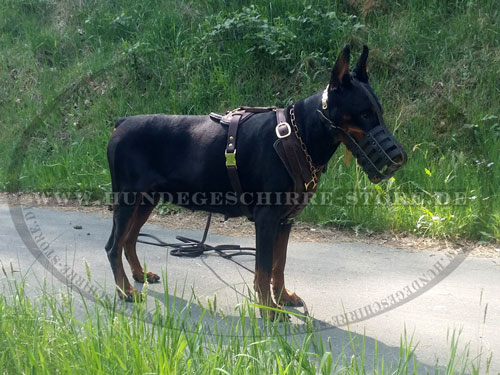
[271,223,304,307]
[254,206,286,321]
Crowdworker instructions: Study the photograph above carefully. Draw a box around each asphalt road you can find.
[1,202,499,373]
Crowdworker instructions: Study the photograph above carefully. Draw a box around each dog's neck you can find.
[291,93,341,167]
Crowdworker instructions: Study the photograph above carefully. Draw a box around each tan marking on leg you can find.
[115,221,137,301]
[271,226,303,307]
[254,267,277,319]
[254,267,273,306]
[255,267,289,321]
[114,201,143,302]
[124,195,159,283]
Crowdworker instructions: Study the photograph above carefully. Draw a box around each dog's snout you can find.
[393,154,405,165]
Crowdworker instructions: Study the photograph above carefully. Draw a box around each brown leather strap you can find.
[274,109,314,193]
[223,106,322,221]
[276,109,285,122]
[221,107,274,125]
[273,109,326,221]
[226,112,241,153]
[225,111,252,219]
[239,106,277,113]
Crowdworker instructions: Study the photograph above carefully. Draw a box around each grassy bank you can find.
[0,280,491,374]
[0,0,499,240]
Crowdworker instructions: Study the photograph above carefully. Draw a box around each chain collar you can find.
[289,106,321,190]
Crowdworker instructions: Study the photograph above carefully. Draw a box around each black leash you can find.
[137,213,256,274]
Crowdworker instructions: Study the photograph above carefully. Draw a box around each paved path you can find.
[1,203,499,373]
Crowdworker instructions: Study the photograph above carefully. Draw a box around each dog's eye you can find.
[361,112,371,120]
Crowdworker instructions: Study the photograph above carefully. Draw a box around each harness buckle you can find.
[225,150,237,167]
[275,122,292,139]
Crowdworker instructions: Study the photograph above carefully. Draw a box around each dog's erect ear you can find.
[354,45,369,83]
[330,44,350,90]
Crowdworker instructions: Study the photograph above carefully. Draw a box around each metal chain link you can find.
[289,107,319,189]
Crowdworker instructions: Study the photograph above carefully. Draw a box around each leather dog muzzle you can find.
[340,124,407,183]
[319,79,408,183]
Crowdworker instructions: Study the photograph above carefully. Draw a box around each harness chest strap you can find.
[274,108,322,192]
[275,110,309,190]
[274,108,325,220]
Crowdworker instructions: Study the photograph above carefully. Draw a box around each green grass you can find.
[0,0,499,240]
[0,278,492,375]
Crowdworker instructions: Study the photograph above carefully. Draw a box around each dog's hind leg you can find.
[254,206,285,320]
[124,193,160,284]
[105,220,115,252]
[106,194,141,301]
[271,223,304,307]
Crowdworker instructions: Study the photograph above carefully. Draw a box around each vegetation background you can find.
[1,0,499,240]
[0,2,498,373]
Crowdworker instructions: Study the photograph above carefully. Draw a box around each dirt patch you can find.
[3,192,499,258]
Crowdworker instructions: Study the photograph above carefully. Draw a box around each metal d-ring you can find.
[275,122,292,139]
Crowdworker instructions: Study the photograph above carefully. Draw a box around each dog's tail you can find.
[108,118,127,211]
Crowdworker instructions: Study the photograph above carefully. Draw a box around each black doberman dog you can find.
[105,45,407,319]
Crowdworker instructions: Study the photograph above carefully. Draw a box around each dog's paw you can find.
[119,288,144,303]
[260,306,290,322]
[272,310,291,322]
[146,271,160,283]
[274,288,304,307]
[133,271,160,284]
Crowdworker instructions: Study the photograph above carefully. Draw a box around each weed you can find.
[0,278,492,374]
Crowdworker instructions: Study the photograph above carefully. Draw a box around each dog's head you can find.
[320,45,407,183]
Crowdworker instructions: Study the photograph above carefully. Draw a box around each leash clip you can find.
[275,122,292,139]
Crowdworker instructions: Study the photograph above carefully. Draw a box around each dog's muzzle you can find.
[343,125,407,183]
[319,79,408,183]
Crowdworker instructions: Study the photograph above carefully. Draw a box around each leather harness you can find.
[209,106,325,221]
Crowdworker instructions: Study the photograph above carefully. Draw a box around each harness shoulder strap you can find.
[274,109,316,193]
[274,108,324,220]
